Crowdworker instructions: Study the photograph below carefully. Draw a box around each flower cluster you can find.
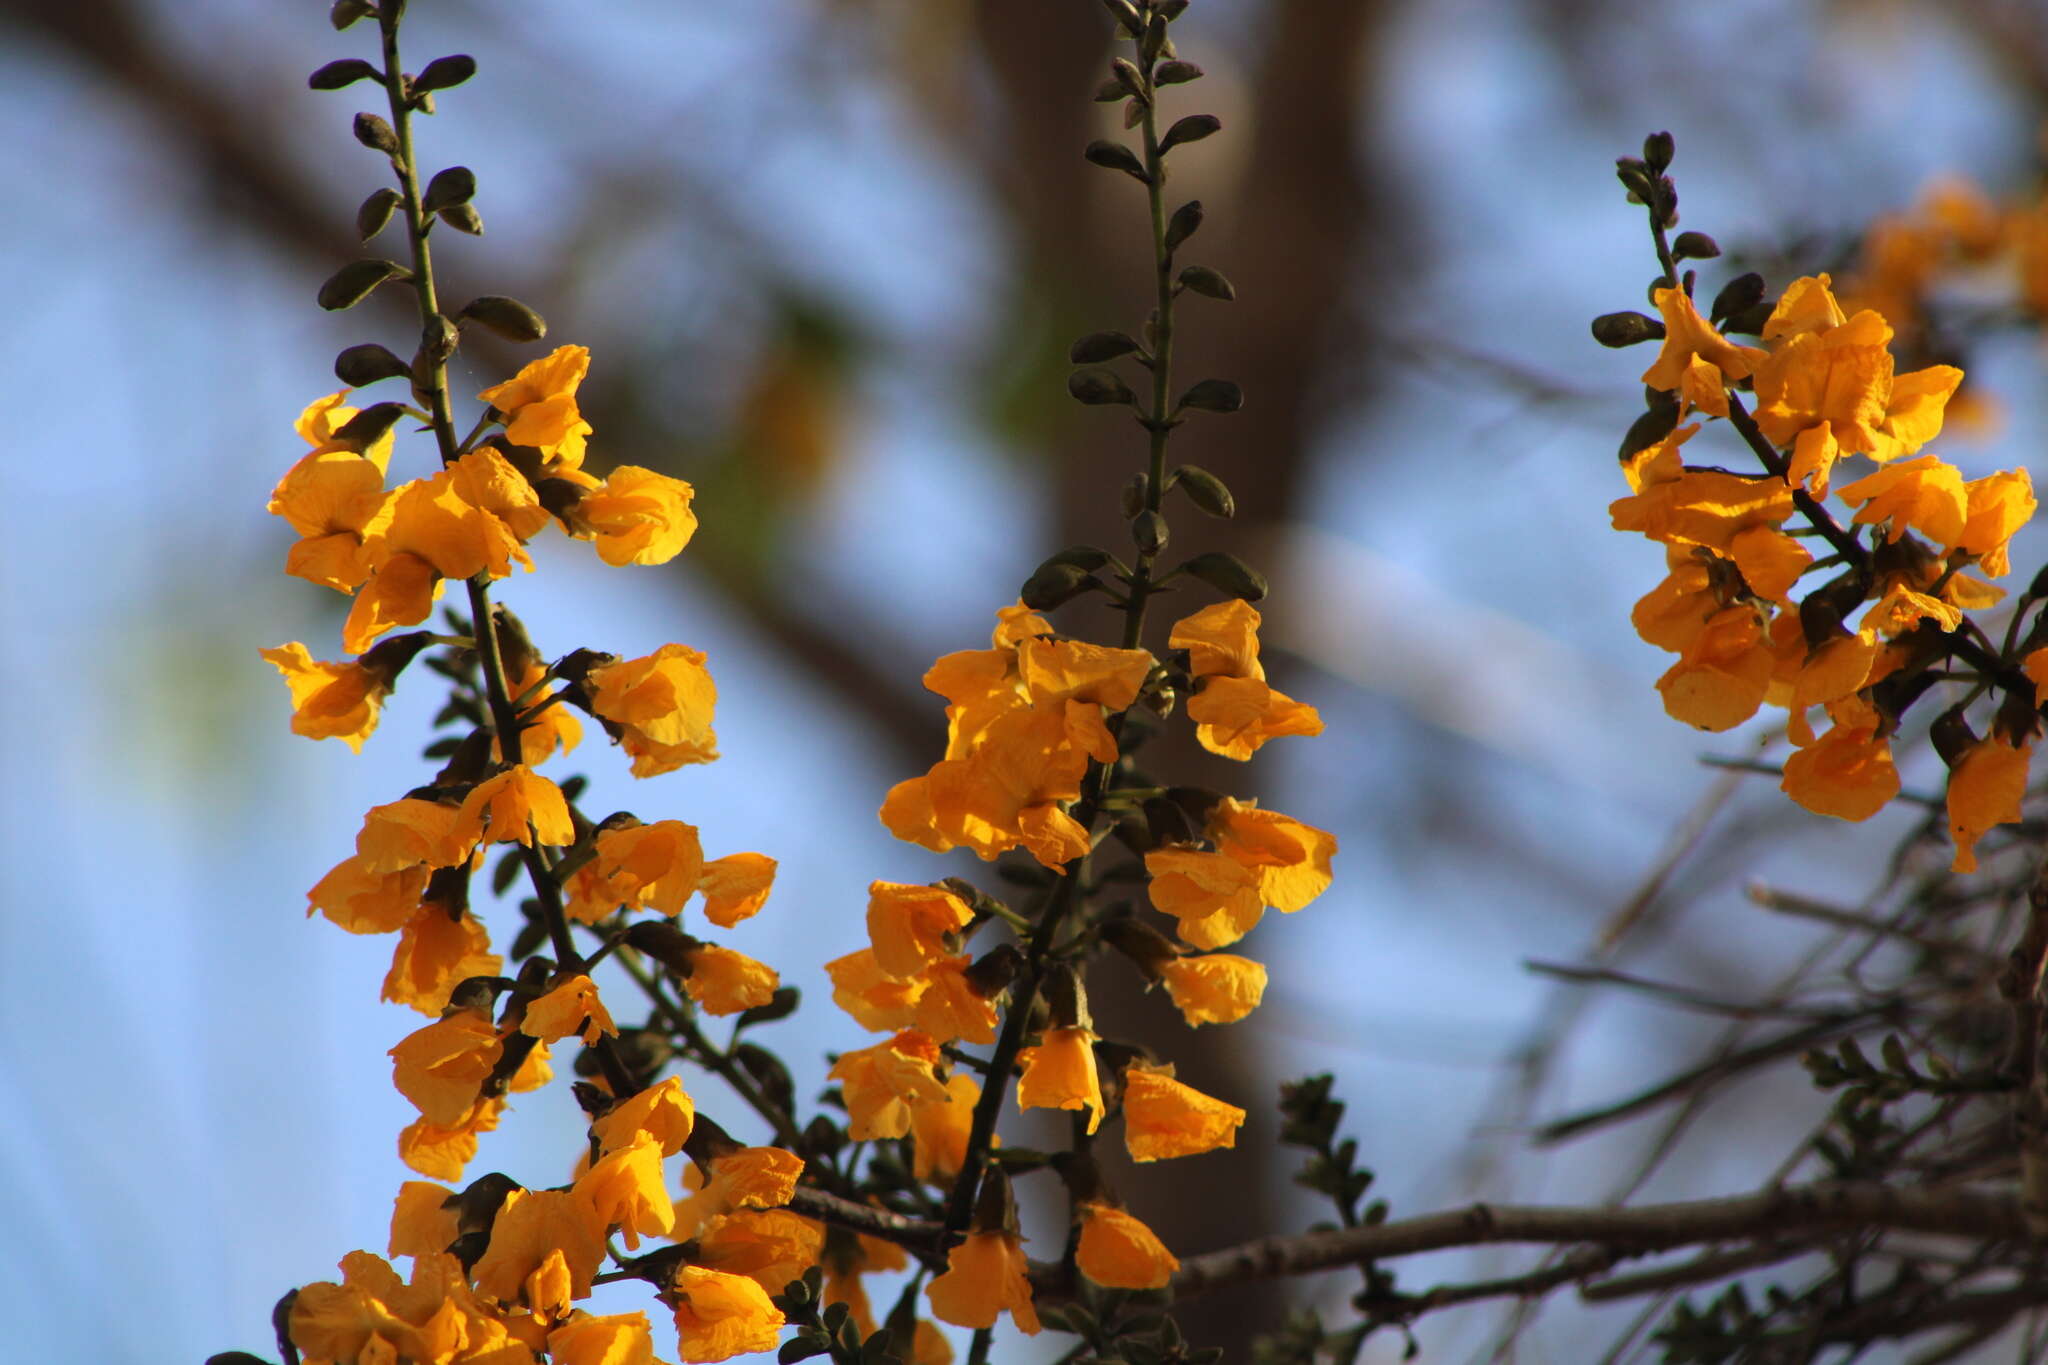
[1605,136,2044,873]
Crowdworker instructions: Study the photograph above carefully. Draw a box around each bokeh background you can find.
[6,0,2048,1360]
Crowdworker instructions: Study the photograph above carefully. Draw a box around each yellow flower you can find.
[307,855,428,935]
[389,1010,503,1127]
[1837,455,1969,548]
[680,944,779,1015]
[1145,847,1263,948]
[470,1188,607,1309]
[356,796,474,873]
[479,344,595,469]
[398,1098,502,1181]
[570,465,699,566]
[1655,603,1775,732]
[668,1265,785,1364]
[1609,467,1795,553]
[1015,1026,1103,1134]
[1641,285,1767,392]
[573,1133,676,1250]
[1957,468,2036,577]
[260,643,389,751]
[926,1230,1040,1335]
[828,1030,950,1141]
[825,948,928,1033]
[910,955,999,1046]
[1207,798,1336,913]
[592,1076,696,1157]
[866,881,974,979]
[459,765,576,847]
[342,549,441,654]
[1781,721,1899,822]
[693,1209,825,1295]
[548,1312,659,1365]
[587,644,720,776]
[698,852,777,927]
[269,443,390,592]
[1160,954,1268,1027]
[386,1181,459,1262]
[382,901,500,1016]
[521,974,619,1045]
[1121,1066,1245,1162]
[673,1147,805,1239]
[1168,601,1324,760]
[1947,738,2032,874]
[571,819,705,921]
[1076,1203,1179,1290]
[910,1072,982,1185]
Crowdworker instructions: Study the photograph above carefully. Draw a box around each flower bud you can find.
[1069,367,1136,406]
[1672,230,1720,260]
[437,202,484,236]
[413,53,478,95]
[1159,113,1220,154]
[334,342,410,388]
[1177,264,1235,300]
[1156,58,1203,85]
[1176,378,1242,413]
[317,258,407,311]
[1070,330,1142,364]
[352,112,400,155]
[1132,509,1168,555]
[422,165,477,213]
[1175,550,1265,601]
[1020,561,1098,611]
[1590,311,1665,348]
[1173,464,1235,517]
[1084,139,1149,183]
[356,187,400,241]
[1642,130,1675,171]
[1121,472,1149,520]
[309,58,382,90]
[1165,198,1203,252]
[457,295,548,343]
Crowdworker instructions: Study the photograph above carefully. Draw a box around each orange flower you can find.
[387,1181,459,1262]
[693,1209,825,1295]
[511,661,582,766]
[1947,738,2032,874]
[1610,467,1795,553]
[1957,468,2036,577]
[270,393,394,591]
[1781,722,1899,822]
[573,1133,676,1250]
[1016,1026,1103,1134]
[1076,1203,1179,1289]
[1121,1067,1245,1162]
[910,1073,982,1185]
[470,1188,607,1308]
[570,465,699,566]
[828,1030,950,1141]
[1184,675,1325,761]
[1655,603,1775,732]
[866,881,974,979]
[1160,954,1267,1027]
[1145,847,1263,948]
[342,550,442,654]
[260,644,389,751]
[592,1076,696,1157]
[1641,285,1767,392]
[668,1265,785,1364]
[910,955,999,1046]
[382,901,500,1015]
[680,944,779,1015]
[548,1312,659,1365]
[1837,455,1968,548]
[1207,798,1336,914]
[572,819,705,921]
[307,855,428,935]
[389,1010,503,1127]
[356,796,474,873]
[587,644,720,776]
[459,765,575,847]
[398,1097,502,1181]
[479,344,594,470]
[674,1147,805,1239]
[826,948,928,1033]
[926,1230,1040,1335]
[521,974,619,1045]
[698,852,777,927]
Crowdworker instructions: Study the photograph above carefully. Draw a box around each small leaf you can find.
[1159,113,1221,154]
[422,165,477,213]
[457,296,547,343]
[1020,562,1099,611]
[1070,330,1142,364]
[413,54,478,96]
[734,986,801,1032]
[1164,199,1203,253]
[1155,59,1204,85]
[1083,139,1149,183]
[1176,378,1242,413]
[1176,550,1266,601]
[356,188,400,241]
[1069,368,1136,406]
[1177,265,1235,300]
[334,342,411,388]
[317,259,408,311]
[309,58,382,91]
[329,0,374,31]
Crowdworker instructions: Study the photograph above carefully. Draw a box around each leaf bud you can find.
[1020,561,1098,611]
[1084,139,1150,183]
[1931,707,1979,768]
[1173,464,1235,517]
[1642,130,1675,171]
[334,341,410,388]
[1068,367,1136,406]
[1177,264,1235,300]
[356,187,400,241]
[1121,472,1149,520]
[412,53,478,96]
[1672,230,1720,260]
[1176,550,1266,601]
[964,944,1022,1000]
[418,312,460,365]
[329,0,375,31]
[333,402,408,450]
[457,295,548,343]
[1132,509,1168,555]
[1155,59,1203,85]
[1165,198,1203,253]
[1111,56,1148,102]
[1176,377,1243,413]
[1069,330,1142,364]
[437,202,484,236]
[352,112,400,156]
[1159,113,1221,154]
[422,165,477,213]
[1590,311,1665,348]
[1616,404,1680,463]
[309,58,383,91]
[1709,271,1766,326]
